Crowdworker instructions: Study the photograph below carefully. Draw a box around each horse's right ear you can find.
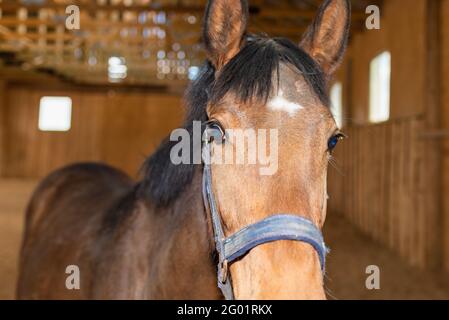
[203,0,249,71]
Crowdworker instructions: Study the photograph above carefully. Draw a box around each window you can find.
[330,82,343,129]
[108,56,127,82]
[188,66,200,81]
[369,51,391,123]
[38,97,72,132]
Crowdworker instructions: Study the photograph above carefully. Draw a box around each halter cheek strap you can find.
[202,137,328,300]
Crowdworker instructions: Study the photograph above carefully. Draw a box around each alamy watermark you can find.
[366,5,381,30]
[170,121,279,176]
[65,265,80,290]
[65,5,80,30]
[365,265,381,290]
[64,4,381,32]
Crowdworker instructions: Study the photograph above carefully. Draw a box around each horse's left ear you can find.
[300,0,351,75]
[203,0,249,70]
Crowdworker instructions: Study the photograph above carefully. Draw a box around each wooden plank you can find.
[422,0,442,269]
[417,122,426,267]
[379,123,387,242]
[442,0,449,272]
[409,119,419,266]
[382,123,391,244]
[0,80,6,177]
[398,121,406,258]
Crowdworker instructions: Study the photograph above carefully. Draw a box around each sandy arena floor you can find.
[324,213,449,299]
[0,179,448,300]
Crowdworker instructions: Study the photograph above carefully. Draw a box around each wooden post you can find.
[0,79,6,177]
[423,0,442,270]
[441,0,449,272]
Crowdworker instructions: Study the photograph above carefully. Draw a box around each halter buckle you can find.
[219,260,229,284]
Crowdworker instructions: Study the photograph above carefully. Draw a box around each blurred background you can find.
[1,0,449,300]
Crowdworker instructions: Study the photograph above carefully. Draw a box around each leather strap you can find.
[224,214,327,269]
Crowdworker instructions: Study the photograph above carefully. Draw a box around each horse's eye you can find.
[205,121,226,144]
[328,133,345,152]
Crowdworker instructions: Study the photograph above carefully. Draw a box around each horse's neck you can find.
[145,169,221,299]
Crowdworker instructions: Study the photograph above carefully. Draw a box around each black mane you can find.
[139,35,328,207]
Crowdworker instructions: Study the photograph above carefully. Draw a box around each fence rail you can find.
[328,116,440,269]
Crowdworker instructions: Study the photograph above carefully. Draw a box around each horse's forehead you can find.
[266,64,324,118]
[211,64,328,126]
[283,65,317,98]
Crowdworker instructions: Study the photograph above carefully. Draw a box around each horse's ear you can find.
[203,0,249,70]
[300,0,351,75]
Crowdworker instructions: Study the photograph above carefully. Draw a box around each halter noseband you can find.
[202,127,328,300]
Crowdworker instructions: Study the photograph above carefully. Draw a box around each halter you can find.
[201,126,328,300]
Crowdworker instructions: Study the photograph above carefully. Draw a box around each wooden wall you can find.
[328,0,442,270]
[329,117,437,268]
[350,0,428,123]
[1,83,183,179]
[0,80,5,177]
[442,0,449,272]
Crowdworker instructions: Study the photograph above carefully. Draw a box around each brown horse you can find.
[17,0,350,300]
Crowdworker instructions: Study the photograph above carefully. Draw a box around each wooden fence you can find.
[328,116,441,269]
